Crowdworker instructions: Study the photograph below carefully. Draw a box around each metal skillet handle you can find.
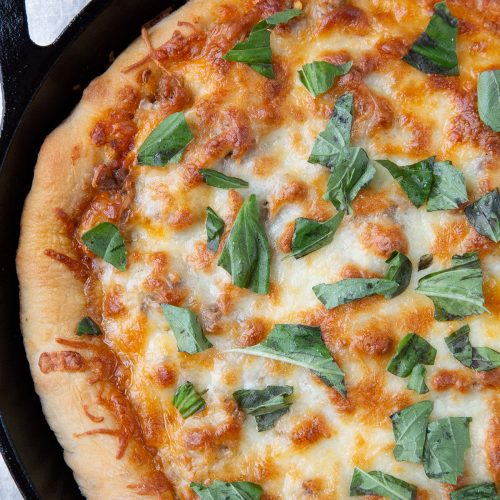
[0,0,57,142]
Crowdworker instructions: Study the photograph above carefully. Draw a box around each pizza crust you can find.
[16,1,209,497]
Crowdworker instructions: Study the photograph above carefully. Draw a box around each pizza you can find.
[16,0,500,498]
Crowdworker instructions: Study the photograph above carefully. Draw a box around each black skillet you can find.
[0,1,185,497]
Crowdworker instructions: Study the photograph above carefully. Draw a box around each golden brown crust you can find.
[16,1,214,497]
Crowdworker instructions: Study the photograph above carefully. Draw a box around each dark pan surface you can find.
[0,1,185,497]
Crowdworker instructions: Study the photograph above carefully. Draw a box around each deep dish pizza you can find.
[17,0,500,498]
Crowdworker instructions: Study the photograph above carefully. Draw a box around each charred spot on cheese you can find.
[290,414,331,447]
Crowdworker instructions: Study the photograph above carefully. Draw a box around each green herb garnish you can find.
[407,364,429,394]
[200,169,249,189]
[402,1,459,76]
[387,333,436,377]
[450,483,499,500]
[415,252,487,321]
[349,467,417,500]
[191,480,263,500]
[464,189,500,243]
[477,70,500,132]
[299,61,352,98]
[233,385,293,431]
[173,381,206,418]
[81,222,127,271]
[391,400,434,463]
[423,417,471,484]
[223,9,302,78]
[427,161,467,211]
[445,324,500,371]
[218,195,270,294]
[76,317,101,336]
[313,279,398,309]
[384,251,412,298]
[418,254,433,271]
[230,324,346,396]
[206,207,225,253]
[161,304,212,354]
[137,112,193,166]
[290,211,344,259]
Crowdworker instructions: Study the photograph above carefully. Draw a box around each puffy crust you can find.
[16,1,211,497]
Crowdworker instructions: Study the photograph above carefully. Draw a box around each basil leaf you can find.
[218,195,270,294]
[76,317,101,336]
[349,467,417,500]
[265,8,302,25]
[308,93,354,168]
[291,211,344,259]
[384,251,412,298]
[324,147,376,214]
[445,325,500,371]
[377,157,434,208]
[402,1,459,76]
[427,161,468,211]
[230,324,346,396]
[464,189,500,243]
[81,222,127,271]
[137,112,193,166]
[191,480,263,500]
[477,70,500,132]
[407,364,429,394]
[313,279,398,310]
[299,61,352,98]
[387,333,437,377]
[223,9,301,79]
[391,400,434,463]
[415,252,487,321]
[418,254,433,271]
[450,483,499,500]
[233,385,293,431]
[423,417,472,484]
[206,207,225,253]
[200,169,249,189]
[161,304,213,354]
[173,381,206,418]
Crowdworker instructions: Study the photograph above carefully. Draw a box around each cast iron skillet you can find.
[0,0,185,497]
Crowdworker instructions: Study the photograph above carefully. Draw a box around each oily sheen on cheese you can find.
[19,0,500,498]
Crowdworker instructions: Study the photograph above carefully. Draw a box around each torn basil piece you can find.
[377,157,434,208]
[299,61,352,98]
[173,381,206,418]
[349,467,417,500]
[324,147,376,214]
[450,483,499,500]
[308,93,353,168]
[407,364,429,394]
[403,1,459,76]
[137,111,193,166]
[387,333,436,377]
[81,222,127,271]
[464,189,500,243]
[384,251,412,298]
[218,195,270,294]
[313,279,398,310]
[200,169,249,189]
[76,317,101,336]
[223,9,302,78]
[427,161,468,211]
[445,325,500,371]
[191,480,263,500]
[291,211,344,259]
[161,304,213,354]
[233,385,293,431]
[415,252,487,321]
[391,400,433,463]
[477,69,500,132]
[206,207,225,253]
[230,324,346,396]
[423,417,472,484]
[418,253,433,271]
